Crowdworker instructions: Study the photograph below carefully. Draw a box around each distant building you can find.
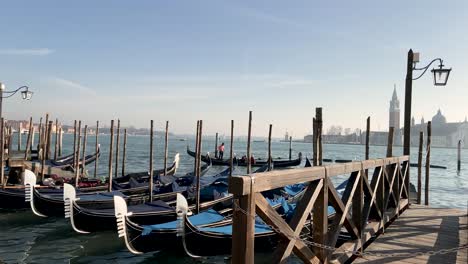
[410,109,467,148]
[389,86,400,130]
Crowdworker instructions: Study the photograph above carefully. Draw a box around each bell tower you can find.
[389,84,400,129]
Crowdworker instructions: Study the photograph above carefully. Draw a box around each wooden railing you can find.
[228,155,410,264]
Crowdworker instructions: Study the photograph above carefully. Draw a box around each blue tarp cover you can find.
[141,209,224,235]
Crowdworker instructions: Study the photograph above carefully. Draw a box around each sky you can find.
[1,0,467,138]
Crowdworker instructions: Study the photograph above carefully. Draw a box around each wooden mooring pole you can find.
[149,120,154,202]
[94,121,99,178]
[231,114,255,264]
[366,116,370,160]
[457,140,461,173]
[195,120,203,214]
[108,120,114,192]
[164,121,169,176]
[24,117,33,160]
[44,114,49,157]
[114,119,120,179]
[417,131,423,204]
[74,121,82,186]
[316,107,323,165]
[214,132,218,159]
[386,127,394,157]
[73,120,77,168]
[46,121,53,160]
[247,111,252,174]
[122,128,127,176]
[268,124,272,171]
[58,127,62,157]
[425,121,431,206]
[1,118,4,186]
[313,117,317,166]
[193,121,200,176]
[38,117,42,153]
[82,125,88,174]
[229,120,234,177]
[17,123,21,151]
[289,136,292,160]
[54,118,58,160]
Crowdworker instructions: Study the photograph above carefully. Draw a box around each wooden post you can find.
[195,120,203,214]
[0,118,4,186]
[17,122,21,151]
[44,113,49,155]
[352,171,364,255]
[38,117,42,153]
[214,132,219,159]
[316,107,323,165]
[108,120,114,192]
[313,177,329,262]
[114,119,120,178]
[313,118,317,166]
[24,117,33,160]
[73,120,77,167]
[163,121,169,176]
[8,126,12,152]
[268,124,272,171]
[82,125,88,174]
[58,127,62,157]
[247,111,252,174]
[425,121,431,206]
[230,120,234,177]
[54,118,58,160]
[386,127,394,157]
[366,117,370,160]
[30,122,35,153]
[74,121,82,186]
[417,131,423,204]
[193,121,200,175]
[46,121,53,160]
[149,120,154,202]
[458,140,461,173]
[94,121,99,178]
[289,136,292,160]
[122,129,127,176]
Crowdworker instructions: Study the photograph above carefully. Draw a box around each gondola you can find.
[23,154,181,216]
[187,146,302,168]
[112,163,310,254]
[45,145,101,171]
[64,164,234,234]
[113,181,306,254]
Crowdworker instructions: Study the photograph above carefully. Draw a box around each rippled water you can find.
[1,134,466,263]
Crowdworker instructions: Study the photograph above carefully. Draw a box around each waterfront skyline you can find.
[1,1,468,137]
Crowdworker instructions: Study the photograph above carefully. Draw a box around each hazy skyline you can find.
[1,1,467,138]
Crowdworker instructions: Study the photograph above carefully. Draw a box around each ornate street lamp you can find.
[0,82,33,185]
[403,50,451,204]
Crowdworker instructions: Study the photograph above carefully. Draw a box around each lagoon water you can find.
[1,134,466,263]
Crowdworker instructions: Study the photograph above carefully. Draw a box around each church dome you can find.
[431,109,447,125]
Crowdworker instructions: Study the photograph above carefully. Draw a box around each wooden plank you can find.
[272,179,323,263]
[328,172,360,246]
[231,191,255,264]
[313,173,328,262]
[229,167,325,195]
[255,192,319,264]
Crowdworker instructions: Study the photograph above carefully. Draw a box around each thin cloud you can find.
[49,77,97,96]
[0,48,55,56]
[231,5,304,28]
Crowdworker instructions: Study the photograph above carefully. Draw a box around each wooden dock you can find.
[353,204,467,264]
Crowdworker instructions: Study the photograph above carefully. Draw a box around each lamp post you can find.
[403,49,451,200]
[0,82,33,185]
